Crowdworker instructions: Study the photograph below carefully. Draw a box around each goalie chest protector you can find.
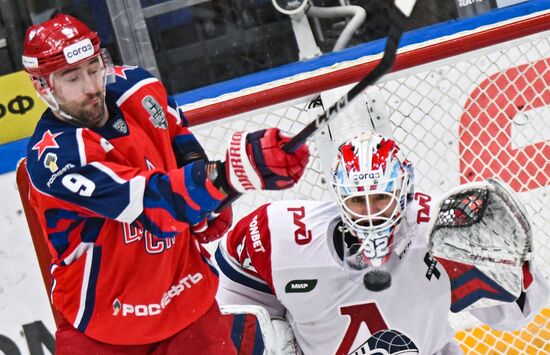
[266,199,456,355]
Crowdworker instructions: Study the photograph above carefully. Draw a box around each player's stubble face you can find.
[51,57,109,127]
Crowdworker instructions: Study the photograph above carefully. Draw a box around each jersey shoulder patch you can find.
[27,117,91,194]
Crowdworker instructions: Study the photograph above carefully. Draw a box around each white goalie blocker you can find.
[428,178,533,312]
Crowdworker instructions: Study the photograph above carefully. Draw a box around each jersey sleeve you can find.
[166,95,207,167]
[27,126,225,239]
[468,261,550,331]
[215,203,287,318]
[112,65,207,168]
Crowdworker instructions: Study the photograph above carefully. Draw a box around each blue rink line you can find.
[0,138,28,174]
[1,0,549,175]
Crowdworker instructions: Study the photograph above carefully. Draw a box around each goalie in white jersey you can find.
[214,131,549,355]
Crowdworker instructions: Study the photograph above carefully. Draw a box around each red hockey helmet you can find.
[22,14,101,78]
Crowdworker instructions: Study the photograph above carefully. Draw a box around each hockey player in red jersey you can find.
[21,13,309,354]
[215,131,549,354]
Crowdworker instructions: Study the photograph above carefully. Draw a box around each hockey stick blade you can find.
[283,0,417,153]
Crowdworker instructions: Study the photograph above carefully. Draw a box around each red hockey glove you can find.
[225,128,310,192]
[192,206,233,243]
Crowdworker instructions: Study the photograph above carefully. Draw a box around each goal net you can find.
[179,4,550,354]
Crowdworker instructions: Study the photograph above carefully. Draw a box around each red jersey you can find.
[26,66,224,344]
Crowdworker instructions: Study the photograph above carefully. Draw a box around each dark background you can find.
[0,0,496,95]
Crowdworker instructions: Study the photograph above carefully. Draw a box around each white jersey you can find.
[215,193,548,355]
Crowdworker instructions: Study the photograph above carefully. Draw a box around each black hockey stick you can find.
[283,0,417,153]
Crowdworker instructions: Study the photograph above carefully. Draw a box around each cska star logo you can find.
[32,130,62,160]
[114,65,137,79]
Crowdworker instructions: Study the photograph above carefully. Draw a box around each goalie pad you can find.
[271,318,303,355]
[220,305,302,355]
[220,304,277,354]
[428,178,533,312]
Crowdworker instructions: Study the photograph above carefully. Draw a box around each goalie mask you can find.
[22,14,115,126]
[330,132,414,280]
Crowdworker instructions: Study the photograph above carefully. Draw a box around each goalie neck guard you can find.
[330,132,414,286]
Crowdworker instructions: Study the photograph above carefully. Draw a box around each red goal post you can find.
[179,4,550,354]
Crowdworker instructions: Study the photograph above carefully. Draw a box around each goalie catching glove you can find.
[428,178,534,312]
[225,128,310,192]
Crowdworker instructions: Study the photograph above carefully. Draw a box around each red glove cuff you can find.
[192,206,233,243]
[522,261,534,291]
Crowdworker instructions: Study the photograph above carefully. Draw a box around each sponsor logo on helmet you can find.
[22,55,39,68]
[351,171,381,181]
[63,39,94,64]
[285,279,317,293]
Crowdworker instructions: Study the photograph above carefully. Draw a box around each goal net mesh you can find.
[184,12,550,355]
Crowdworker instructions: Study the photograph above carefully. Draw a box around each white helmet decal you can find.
[330,131,414,270]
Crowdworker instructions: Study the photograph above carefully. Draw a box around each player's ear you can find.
[31,76,49,96]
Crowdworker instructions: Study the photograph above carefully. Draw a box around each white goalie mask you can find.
[330,132,414,272]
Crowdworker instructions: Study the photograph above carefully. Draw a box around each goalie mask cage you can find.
[178,3,550,354]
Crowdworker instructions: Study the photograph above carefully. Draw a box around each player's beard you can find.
[59,92,108,128]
